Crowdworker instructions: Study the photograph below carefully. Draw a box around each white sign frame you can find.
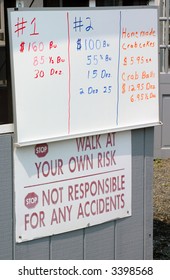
[8,7,160,146]
[14,131,132,243]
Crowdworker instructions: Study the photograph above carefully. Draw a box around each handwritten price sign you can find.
[8,7,159,145]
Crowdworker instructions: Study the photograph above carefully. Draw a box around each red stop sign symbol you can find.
[25,192,38,209]
[35,143,48,158]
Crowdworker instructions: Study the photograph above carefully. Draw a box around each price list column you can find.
[10,11,70,142]
[68,10,120,134]
[118,9,159,126]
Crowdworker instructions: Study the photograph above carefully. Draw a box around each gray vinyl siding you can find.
[0,128,153,260]
[154,74,170,158]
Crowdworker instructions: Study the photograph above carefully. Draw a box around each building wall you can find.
[0,0,154,259]
[0,128,153,260]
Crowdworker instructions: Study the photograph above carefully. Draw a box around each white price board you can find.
[14,131,131,243]
[8,7,159,146]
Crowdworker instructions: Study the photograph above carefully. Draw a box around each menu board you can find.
[8,7,159,146]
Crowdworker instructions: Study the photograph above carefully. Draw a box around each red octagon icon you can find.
[25,192,38,209]
[35,143,48,158]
